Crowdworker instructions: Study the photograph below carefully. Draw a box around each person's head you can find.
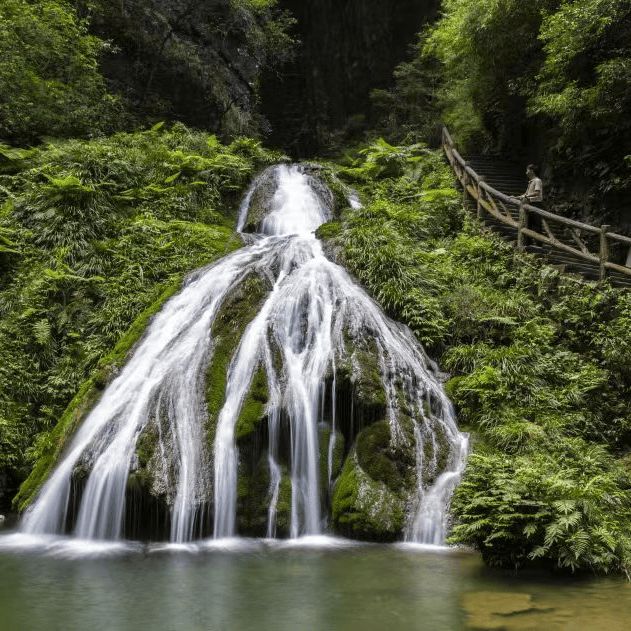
[526,164,540,178]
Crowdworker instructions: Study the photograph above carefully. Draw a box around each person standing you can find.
[518,164,543,207]
[516,164,543,242]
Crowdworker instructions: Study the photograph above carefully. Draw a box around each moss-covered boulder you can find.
[205,271,272,450]
[356,420,416,493]
[240,168,279,232]
[331,448,407,542]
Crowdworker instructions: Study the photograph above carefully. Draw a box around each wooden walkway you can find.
[442,127,631,288]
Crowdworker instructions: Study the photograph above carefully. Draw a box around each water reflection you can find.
[0,531,629,631]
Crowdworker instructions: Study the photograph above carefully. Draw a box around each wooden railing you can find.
[442,126,631,281]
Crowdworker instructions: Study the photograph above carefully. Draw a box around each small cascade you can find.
[21,164,467,544]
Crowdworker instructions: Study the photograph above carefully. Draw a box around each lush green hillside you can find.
[0,125,285,508]
[2,0,631,576]
[323,140,631,574]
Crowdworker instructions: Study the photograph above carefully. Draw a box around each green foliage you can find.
[329,140,631,574]
[529,0,631,194]
[425,0,553,151]
[449,446,631,574]
[0,0,124,144]
[0,124,282,484]
[424,0,631,199]
[370,30,442,144]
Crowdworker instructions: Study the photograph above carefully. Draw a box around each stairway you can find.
[460,155,631,288]
[463,154,526,197]
[461,154,525,243]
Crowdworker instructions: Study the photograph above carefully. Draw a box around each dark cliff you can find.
[83,0,293,138]
[260,0,440,156]
[81,1,438,154]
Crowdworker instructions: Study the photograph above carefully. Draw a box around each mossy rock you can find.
[236,455,292,538]
[331,340,388,446]
[240,169,278,232]
[274,474,292,537]
[315,221,342,240]
[353,351,388,417]
[331,451,406,542]
[205,271,272,449]
[356,421,416,492]
[310,165,354,217]
[235,366,269,441]
[136,426,159,469]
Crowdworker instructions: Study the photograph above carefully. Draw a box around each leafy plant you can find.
[328,140,631,574]
[0,0,124,144]
[0,124,283,490]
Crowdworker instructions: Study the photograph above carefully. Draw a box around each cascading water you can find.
[21,164,467,544]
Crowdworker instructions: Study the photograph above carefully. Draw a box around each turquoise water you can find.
[1,531,630,631]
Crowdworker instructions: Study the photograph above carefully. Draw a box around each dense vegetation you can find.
[373,0,631,223]
[0,0,124,143]
[326,140,631,574]
[2,0,631,577]
[0,0,296,145]
[0,125,284,506]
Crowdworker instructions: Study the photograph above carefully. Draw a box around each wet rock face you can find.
[89,0,269,135]
[261,0,440,155]
[241,169,280,233]
[241,165,339,233]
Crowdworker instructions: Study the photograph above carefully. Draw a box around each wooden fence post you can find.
[600,225,610,280]
[462,163,469,208]
[517,200,527,251]
[476,177,485,222]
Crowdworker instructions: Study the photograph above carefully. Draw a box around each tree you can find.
[425,0,631,217]
[0,0,123,145]
[529,0,631,195]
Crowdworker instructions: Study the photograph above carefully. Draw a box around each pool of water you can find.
[0,531,629,631]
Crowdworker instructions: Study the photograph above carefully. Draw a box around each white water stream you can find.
[21,164,467,544]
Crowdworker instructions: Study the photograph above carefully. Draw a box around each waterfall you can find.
[21,164,467,544]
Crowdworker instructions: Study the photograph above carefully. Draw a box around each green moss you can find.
[433,423,451,474]
[205,272,271,449]
[136,426,159,469]
[238,458,292,537]
[274,473,293,535]
[334,333,388,440]
[331,451,405,542]
[315,166,354,217]
[350,346,388,418]
[236,457,294,537]
[355,421,415,492]
[315,221,342,240]
[235,367,268,440]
